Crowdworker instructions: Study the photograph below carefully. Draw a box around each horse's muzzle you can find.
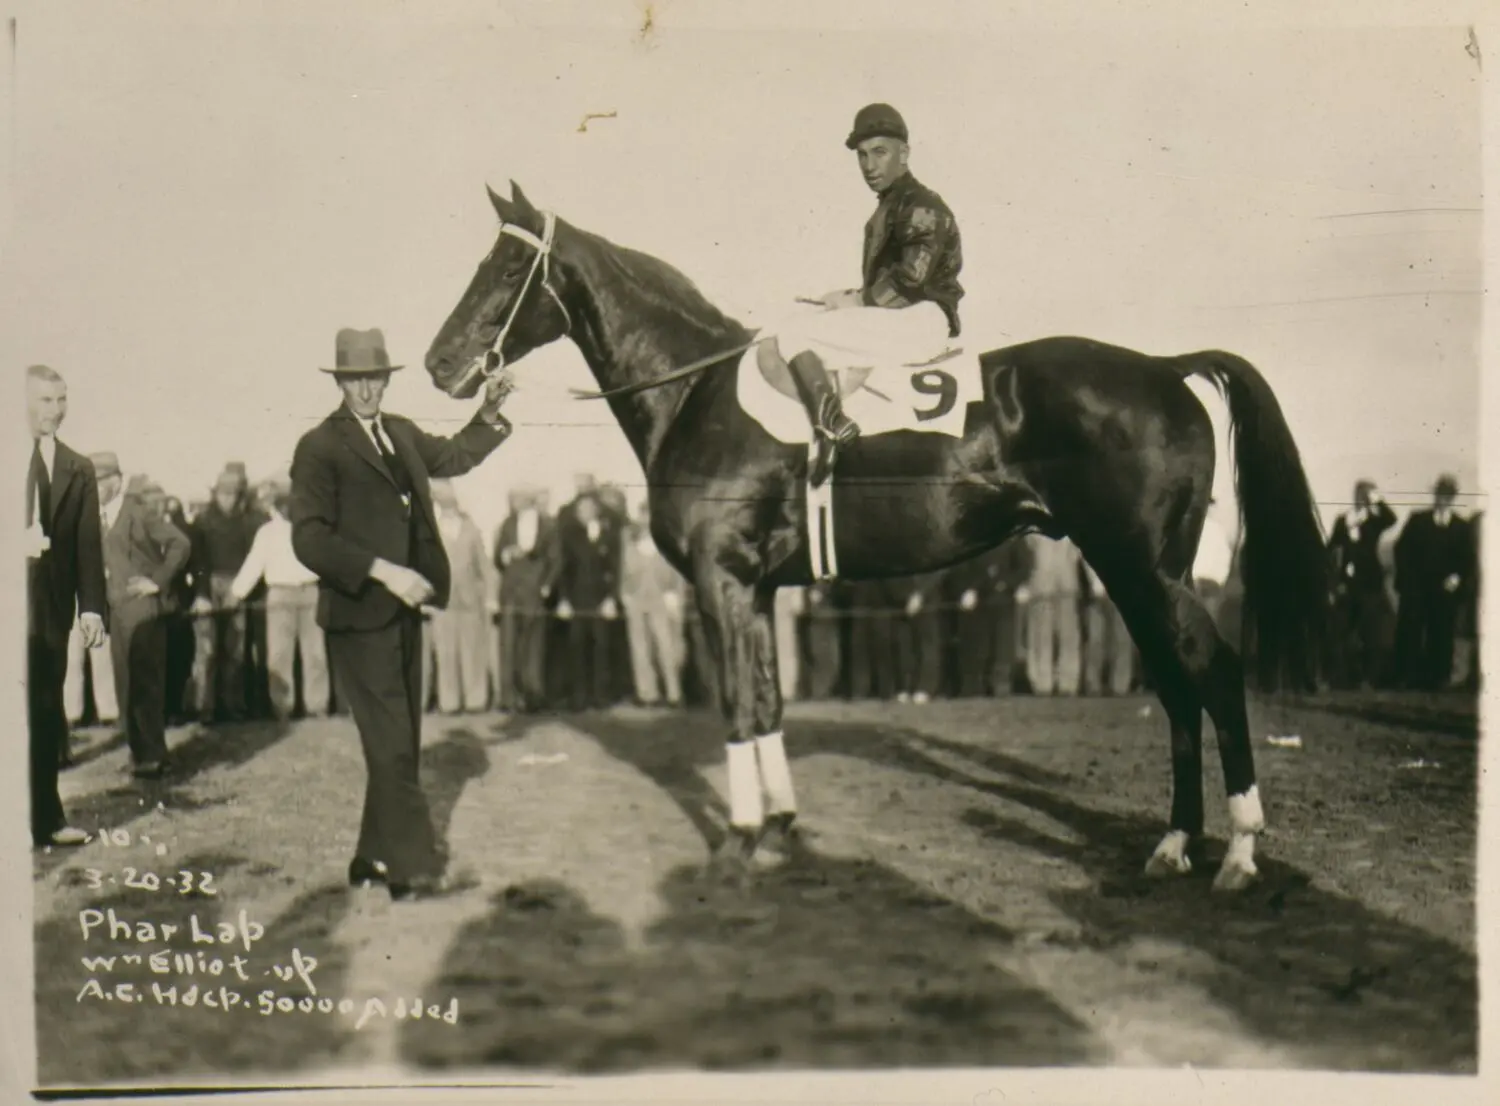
[444,351,496,399]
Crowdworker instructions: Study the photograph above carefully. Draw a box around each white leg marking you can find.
[754,731,797,816]
[1215,786,1263,892]
[1144,829,1193,878]
[727,741,764,830]
[1227,784,1265,835]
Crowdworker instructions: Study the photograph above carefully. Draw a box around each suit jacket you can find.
[1025,533,1082,597]
[618,526,684,608]
[102,494,192,613]
[290,404,510,632]
[1329,500,1397,595]
[1394,510,1472,599]
[861,171,965,337]
[27,439,108,645]
[555,514,621,611]
[494,509,560,603]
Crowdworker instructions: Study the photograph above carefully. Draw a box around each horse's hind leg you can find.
[1143,673,1205,879]
[1154,578,1264,891]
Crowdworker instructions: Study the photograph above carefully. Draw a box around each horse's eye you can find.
[502,266,527,283]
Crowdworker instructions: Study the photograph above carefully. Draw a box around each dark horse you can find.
[426,182,1326,892]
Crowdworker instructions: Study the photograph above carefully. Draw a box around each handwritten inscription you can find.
[81,869,218,896]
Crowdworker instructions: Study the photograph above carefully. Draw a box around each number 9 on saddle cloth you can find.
[740,299,979,443]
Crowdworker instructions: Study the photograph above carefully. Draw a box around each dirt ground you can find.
[33,690,1478,1089]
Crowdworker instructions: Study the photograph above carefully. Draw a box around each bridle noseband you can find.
[456,209,574,395]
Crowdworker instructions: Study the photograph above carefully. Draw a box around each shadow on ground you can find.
[479,708,1477,1074]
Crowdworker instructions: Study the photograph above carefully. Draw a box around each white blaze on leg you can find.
[1228,785,1265,836]
[1215,784,1263,891]
[755,731,797,816]
[727,741,764,830]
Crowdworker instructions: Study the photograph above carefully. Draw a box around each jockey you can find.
[761,102,965,488]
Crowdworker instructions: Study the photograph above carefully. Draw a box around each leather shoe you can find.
[388,870,478,903]
[348,858,389,887]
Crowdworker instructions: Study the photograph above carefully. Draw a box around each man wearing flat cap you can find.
[100,462,192,778]
[290,327,515,902]
[759,102,965,487]
[24,363,107,846]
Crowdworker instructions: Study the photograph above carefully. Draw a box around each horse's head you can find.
[425,181,573,399]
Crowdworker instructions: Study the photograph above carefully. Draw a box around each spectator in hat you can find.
[1019,533,1083,696]
[24,364,107,845]
[422,479,495,714]
[553,491,622,710]
[228,474,327,720]
[101,467,191,778]
[1394,474,1473,689]
[619,500,686,707]
[289,326,514,901]
[494,484,559,712]
[161,492,198,724]
[188,464,262,722]
[1326,480,1397,688]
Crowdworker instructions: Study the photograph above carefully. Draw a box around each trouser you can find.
[805,613,844,700]
[568,612,615,710]
[498,593,549,711]
[625,600,684,705]
[774,589,802,702]
[951,605,995,698]
[895,608,944,696]
[65,619,119,723]
[1025,595,1081,696]
[426,605,491,713]
[988,597,1022,696]
[265,583,328,718]
[191,572,246,719]
[327,612,441,883]
[1328,589,1392,689]
[848,609,897,700]
[771,300,952,378]
[1395,591,1459,690]
[110,596,170,765]
[29,632,69,842]
[1083,597,1135,695]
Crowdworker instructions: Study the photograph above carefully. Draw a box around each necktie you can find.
[28,439,51,535]
[370,417,395,463]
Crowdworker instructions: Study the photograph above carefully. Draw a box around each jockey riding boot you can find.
[786,350,860,488]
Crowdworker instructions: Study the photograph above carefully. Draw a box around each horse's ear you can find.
[509,180,539,220]
[486,183,513,221]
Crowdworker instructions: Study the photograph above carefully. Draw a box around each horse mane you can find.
[571,224,748,344]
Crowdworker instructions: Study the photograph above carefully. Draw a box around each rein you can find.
[567,340,760,401]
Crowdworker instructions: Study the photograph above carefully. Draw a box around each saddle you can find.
[753,340,966,402]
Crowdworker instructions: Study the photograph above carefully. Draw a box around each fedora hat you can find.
[321,327,405,375]
[90,451,121,479]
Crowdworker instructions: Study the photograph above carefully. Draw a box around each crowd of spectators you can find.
[60,464,1482,747]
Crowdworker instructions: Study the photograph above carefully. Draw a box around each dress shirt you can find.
[515,508,538,554]
[101,491,125,532]
[29,433,56,480]
[230,516,317,599]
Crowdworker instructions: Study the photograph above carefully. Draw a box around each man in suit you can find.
[99,461,192,778]
[25,364,107,847]
[1325,480,1397,688]
[1394,474,1473,690]
[553,491,622,710]
[493,486,558,711]
[422,479,495,714]
[892,571,946,703]
[290,327,513,901]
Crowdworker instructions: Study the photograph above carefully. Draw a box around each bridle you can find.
[453,209,574,396]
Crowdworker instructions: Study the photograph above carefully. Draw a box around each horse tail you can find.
[1177,351,1327,689]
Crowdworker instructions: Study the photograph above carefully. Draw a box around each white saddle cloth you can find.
[736,300,988,442]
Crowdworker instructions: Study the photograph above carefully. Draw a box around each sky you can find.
[0,0,1485,542]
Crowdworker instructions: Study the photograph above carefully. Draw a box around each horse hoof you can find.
[1211,859,1258,893]
[1143,831,1192,879]
[707,829,758,885]
[1143,852,1192,879]
[751,813,798,870]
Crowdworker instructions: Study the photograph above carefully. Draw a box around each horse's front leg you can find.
[692,567,795,873]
